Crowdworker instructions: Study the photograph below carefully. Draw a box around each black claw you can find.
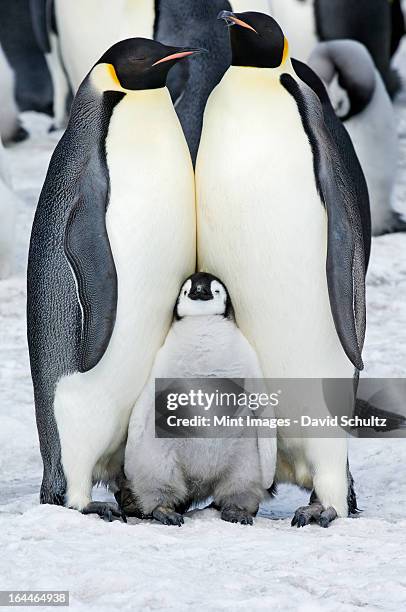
[319,517,330,528]
[221,507,254,525]
[82,502,126,523]
[297,515,307,528]
[152,508,184,526]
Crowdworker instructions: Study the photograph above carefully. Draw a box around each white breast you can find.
[55,0,156,91]
[55,88,195,450]
[196,66,352,379]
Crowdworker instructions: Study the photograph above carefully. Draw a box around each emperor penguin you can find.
[270,0,402,97]
[123,273,276,526]
[27,38,198,520]
[54,0,156,92]
[309,40,405,236]
[196,12,367,527]
[0,0,53,115]
[0,139,16,279]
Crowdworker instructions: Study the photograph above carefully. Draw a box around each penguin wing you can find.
[282,62,368,371]
[291,59,371,267]
[64,158,117,373]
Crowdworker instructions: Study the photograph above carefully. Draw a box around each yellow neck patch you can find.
[282,37,289,66]
[91,63,124,93]
[107,64,121,88]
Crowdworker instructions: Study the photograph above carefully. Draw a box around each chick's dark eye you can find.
[215,290,220,294]
[184,291,187,296]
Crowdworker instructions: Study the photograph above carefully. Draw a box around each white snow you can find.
[1,43,406,612]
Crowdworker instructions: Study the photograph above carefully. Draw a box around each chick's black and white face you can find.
[176,275,228,318]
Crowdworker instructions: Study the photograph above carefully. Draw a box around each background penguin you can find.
[196,12,367,527]
[29,0,72,130]
[27,38,197,520]
[0,139,17,279]
[0,0,53,116]
[270,0,403,97]
[309,40,405,236]
[0,45,27,144]
[123,273,276,526]
[53,0,156,92]
[154,0,232,164]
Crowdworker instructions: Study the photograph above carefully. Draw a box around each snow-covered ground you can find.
[1,44,406,612]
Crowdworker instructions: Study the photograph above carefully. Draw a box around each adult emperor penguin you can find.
[309,40,405,236]
[27,38,197,519]
[123,273,276,526]
[196,12,368,527]
[54,0,156,92]
[271,0,402,97]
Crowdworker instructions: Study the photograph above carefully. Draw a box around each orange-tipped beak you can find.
[218,11,258,34]
[152,49,202,66]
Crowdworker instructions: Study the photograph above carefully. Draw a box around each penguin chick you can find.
[309,40,405,236]
[124,273,276,526]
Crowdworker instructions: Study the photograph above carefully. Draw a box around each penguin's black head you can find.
[97,38,204,90]
[218,11,289,69]
[175,273,234,320]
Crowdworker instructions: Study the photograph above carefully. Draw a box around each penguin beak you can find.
[188,286,213,301]
[152,48,206,66]
[218,10,258,34]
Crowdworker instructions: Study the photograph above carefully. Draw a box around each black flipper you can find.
[291,59,371,268]
[64,166,117,373]
[282,63,369,371]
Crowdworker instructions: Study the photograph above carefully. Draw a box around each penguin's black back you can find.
[154,0,232,165]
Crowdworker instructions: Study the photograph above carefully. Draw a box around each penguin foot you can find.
[291,502,337,528]
[81,502,127,523]
[152,506,184,526]
[221,506,254,525]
